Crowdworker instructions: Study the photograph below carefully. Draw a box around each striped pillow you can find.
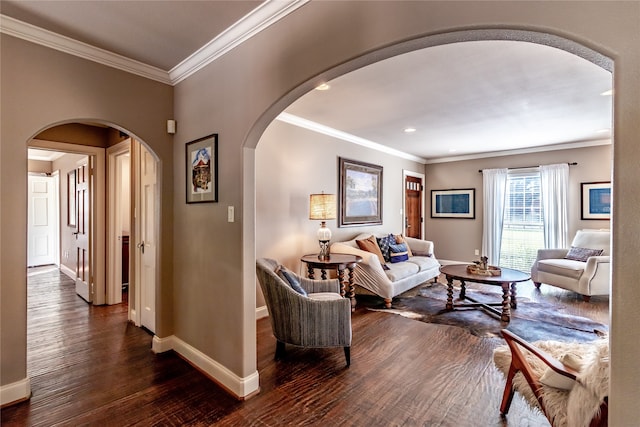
[389,243,409,263]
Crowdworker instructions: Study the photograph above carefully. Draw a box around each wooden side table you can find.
[300,253,362,311]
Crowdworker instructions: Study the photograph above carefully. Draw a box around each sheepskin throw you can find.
[493,337,609,427]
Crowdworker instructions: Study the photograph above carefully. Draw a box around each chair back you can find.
[571,229,611,256]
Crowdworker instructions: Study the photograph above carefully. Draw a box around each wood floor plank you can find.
[1,267,607,426]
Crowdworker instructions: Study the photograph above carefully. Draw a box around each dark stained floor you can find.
[1,266,608,426]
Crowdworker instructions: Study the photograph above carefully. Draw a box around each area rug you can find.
[361,282,608,343]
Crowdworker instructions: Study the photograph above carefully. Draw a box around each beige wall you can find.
[255,120,425,305]
[426,144,612,261]
[3,1,640,423]
[1,35,174,387]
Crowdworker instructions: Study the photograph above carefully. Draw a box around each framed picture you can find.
[67,169,77,227]
[338,157,383,227]
[186,133,218,203]
[581,181,611,220]
[431,188,475,219]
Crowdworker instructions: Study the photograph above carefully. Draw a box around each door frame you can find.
[107,139,131,305]
[29,139,107,305]
[402,170,425,239]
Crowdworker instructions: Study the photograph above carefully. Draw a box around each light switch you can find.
[228,206,234,222]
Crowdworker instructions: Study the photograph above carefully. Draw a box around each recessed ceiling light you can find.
[449,148,457,153]
[315,83,330,91]
[403,127,416,133]
[600,89,613,96]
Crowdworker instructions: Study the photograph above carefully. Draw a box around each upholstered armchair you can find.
[530,229,610,301]
[256,258,352,366]
[493,329,609,427]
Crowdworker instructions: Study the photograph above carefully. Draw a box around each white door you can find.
[75,159,92,302]
[27,175,58,267]
[136,143,157,332]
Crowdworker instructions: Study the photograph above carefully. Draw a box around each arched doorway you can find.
[243,27,613,389]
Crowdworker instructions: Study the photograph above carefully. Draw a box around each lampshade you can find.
[309,193,337,220]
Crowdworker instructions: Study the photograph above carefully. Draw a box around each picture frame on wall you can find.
[186,133,218,204]
[581,181,611,220]
[338,157,383,227]
[431,188,475,219]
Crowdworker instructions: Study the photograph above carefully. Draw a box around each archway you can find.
[242,27,613,390]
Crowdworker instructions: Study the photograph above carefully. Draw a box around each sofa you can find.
[531,229,610,302]
[331,233,440,308]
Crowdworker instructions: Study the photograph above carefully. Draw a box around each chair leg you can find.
[275,340,286,360]
[500,365,517,416]
[384,298,392,308]
[533,282,542,289]
[344,347,351,367]
[582,295,591,302]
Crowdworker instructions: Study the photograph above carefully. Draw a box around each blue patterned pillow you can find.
[276,266,307,296]
[389,243,409,263]
[376,234,395,263]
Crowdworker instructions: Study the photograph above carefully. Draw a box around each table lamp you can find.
[309,192,337,260]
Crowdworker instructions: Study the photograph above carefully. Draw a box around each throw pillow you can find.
[539,352,583,390]
[376,234,395,263]
[393,234,413,257]
[565,246,604,262]
[389,242,409,263]
[356,235,387,266]
[275,265,307,296]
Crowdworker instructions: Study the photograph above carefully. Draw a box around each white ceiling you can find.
[2,1,612,163]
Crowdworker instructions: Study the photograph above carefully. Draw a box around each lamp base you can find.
[318,240,330,260]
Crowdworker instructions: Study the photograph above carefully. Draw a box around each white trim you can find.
[425,139,612,164]
[0,377,31,406]
[170,0,309,84]
[60,263,75,280]
[0,15,170,85]
[1,1,308,86]
[152,335,260,399]
[277,112,427,164]
[256,305,269,320]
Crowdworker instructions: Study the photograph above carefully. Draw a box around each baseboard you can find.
[256,305,269,319]
[60,264,75,279]
[151,335,259,399]
[0,377,31,407]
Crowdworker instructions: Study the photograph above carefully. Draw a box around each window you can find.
[499,171,544,272]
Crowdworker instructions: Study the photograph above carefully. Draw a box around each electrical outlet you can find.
[474,249,480,256]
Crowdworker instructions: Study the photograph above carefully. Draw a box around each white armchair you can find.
[530,229,610,301]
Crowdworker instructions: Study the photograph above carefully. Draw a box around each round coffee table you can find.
[439,264,530,322]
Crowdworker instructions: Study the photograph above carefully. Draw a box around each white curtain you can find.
[540,163,569,249]
[482,168,508,265]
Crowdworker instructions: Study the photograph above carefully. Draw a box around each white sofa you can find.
[331,233,440,308]
[530,229,610,301]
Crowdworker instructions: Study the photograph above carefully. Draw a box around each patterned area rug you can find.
[360,282,608,343]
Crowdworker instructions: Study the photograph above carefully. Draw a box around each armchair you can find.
[493,329,608,427]
[256,258,352,366]
[530,229,610,301]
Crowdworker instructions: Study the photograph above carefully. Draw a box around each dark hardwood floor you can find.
[1,267,608,426]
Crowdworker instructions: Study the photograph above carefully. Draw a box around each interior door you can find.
[404,175,423,239]
[27,175,58,267]
[75,159,92,302]
[137,143,157,332]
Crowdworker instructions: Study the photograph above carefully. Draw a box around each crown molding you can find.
[0,14,171,84]
[277,112,428,164]
[170,0,309,85]
[0,0,308,86]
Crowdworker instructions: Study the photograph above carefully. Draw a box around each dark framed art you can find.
[431,188,475,219]
[186,133,218,204]
[581,181,611,220]
[338,157,383,227]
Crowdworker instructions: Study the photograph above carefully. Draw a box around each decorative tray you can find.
[466,264,502,276]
